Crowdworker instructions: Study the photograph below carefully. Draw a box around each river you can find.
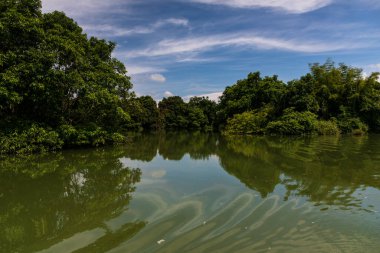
[1,132,379,252]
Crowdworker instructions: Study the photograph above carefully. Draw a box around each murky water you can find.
[1,133,380,252]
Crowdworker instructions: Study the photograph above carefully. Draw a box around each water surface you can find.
[1,133,380,252]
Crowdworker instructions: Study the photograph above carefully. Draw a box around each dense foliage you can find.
[0,0,136,153]
[158,96,217,131]
[1,0,380,154]
[0,148,143,252]
[222,60,380,136]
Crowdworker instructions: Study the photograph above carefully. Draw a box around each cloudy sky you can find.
[42,0,380,101]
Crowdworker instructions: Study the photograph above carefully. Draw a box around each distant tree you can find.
[217,72,286,125]
[284,60,380,132]
[124,95,159,130]
[189,96,217,130]
[158,96,189,129]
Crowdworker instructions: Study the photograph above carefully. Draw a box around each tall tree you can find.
[0,1,133,131]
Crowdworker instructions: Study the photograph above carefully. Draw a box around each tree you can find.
[158,96,189,129]
[188,96,217,130]
[124,95,159,130]
[0,1,137,152]
[217,72,286,125]
[0,0,43,121]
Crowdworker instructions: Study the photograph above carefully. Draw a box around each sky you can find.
[41,0,380,101]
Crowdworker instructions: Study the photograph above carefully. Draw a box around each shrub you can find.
[265,109,318,135]
[58,124,128,147]
[337,118,368,135]
[316,120,340,135]
[111,132,127,144]
[224,109,269,135]
[0,125,63,154]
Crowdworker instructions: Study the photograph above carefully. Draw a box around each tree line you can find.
[1,0,380,154]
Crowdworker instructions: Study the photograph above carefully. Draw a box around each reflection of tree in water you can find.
[124,131,218,161]
[158,132,218,160]
[218,136,281,197]
[3,132,375,252]
[219,135,380,210]
[123,132,380,209]
[72,221,146,253]
[0,149,143,253]
[124,132,160,162]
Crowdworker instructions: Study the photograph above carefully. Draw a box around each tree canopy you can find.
[1,0,135,152]
[1,0,380,154]
[222,60,380,136]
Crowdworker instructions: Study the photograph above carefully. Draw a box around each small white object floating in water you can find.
[157,239,165,244]
[203,221,207,225]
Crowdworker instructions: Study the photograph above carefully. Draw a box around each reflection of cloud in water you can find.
[37,229,104,253]
[151,169,166,178]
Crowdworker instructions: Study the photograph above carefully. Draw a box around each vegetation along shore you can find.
[1,0,380,154]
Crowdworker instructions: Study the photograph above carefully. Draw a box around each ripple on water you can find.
[108,184,379,253]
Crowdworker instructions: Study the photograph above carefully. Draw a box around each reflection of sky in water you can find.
[115,150,380,253]
[3,134,380,253]
[38,229,105,253]
[121,154,242,192]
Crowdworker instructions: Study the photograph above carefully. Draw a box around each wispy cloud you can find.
[82,18,189,37]
[82,24,151,36]
[175,55,222,63]
[154,18,189,27]
[41,0,132,17]
[190,0,333,13]
[126,66,166,75]
[128,33,361,58]
[150,74,167,83]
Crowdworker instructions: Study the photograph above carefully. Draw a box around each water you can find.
[1,133,380,252]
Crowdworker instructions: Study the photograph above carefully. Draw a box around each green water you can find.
[1,133,380,253]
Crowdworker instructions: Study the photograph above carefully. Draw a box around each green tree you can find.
[266,108,318,135]
[218,72,286,125]
[124,95,159,130]
[224,107,271,135]
[158,96,189,129]
[0,1,137,153]
[189,96,217,130]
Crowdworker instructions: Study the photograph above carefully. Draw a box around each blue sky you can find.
[42,0,380,101]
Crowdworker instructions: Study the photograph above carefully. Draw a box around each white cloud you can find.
[154,18,189,28]
[82,24,152,37]
[365,64,380,80]
[126,66,165,75]
[42,1,189,38]
[81,18,189,37]
[368,63,380,71]
[150,74,167,83]
[41,0,130,17]
[164,91,174,97]
[128,33,360,58]
[190,0,332,13]
[175,55,222,63]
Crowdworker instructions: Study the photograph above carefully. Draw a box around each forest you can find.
[1,0,380,154]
